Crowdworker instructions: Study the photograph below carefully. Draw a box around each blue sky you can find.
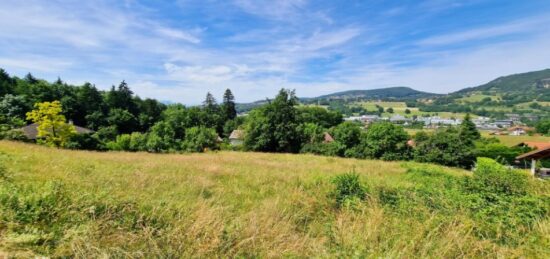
[1,0,550,104]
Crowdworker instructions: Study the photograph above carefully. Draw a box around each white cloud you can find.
[155,27,201,44]
[418,16,550,46]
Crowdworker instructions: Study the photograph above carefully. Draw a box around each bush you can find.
[363,122,410,160]
[181,126,219,152]
[466,157,529,197]
[414,128,475,168]
[65,133,103,150]
[331,172,368,207]
[300,142,345,157]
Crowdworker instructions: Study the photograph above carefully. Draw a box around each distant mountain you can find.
[236,86,439,112]
[310,86,439,100]
[456,68,550,94]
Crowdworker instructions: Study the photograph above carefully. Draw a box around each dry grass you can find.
[0,141,548,258]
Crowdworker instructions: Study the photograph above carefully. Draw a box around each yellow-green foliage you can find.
[0,141,549,258]
[26,101,76,147]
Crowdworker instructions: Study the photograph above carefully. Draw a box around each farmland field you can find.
[0,141,549,258]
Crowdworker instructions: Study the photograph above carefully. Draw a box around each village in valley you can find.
[1,0,550,257]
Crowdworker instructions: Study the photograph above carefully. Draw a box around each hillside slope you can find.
[0,141,548,258]
[312,86,438,100]
[457,68,550,94]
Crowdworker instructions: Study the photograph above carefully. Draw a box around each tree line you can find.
[0,68,534,169]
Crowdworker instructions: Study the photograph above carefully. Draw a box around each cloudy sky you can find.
[1,0,550,104]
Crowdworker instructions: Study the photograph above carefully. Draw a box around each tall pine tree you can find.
[203,92,219,113]
[0,69,15,96]
[459,113,480,143]
[222,89,237,120]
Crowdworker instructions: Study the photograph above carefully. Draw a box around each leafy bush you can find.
[414,127,475,168]
[65,133,103,150]
[466,157,529,197]
[474,142,530,165]
[331,172,368,207]
[362,122,410,160]
[300,142,345,157]
[181,126,219,152]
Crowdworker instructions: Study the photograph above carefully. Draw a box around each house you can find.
[229,130,245,146]
[389,115,410,123]
[516,146,550,177]
[508,126,533,136]
[523,114,539,122]
[323,132,334,143]
[18,123,93,140]
[494,120,513,128]
[516,141,550,150]
[505,113,521,122]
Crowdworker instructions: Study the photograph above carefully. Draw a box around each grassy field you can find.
[0,141,549,258]
[405,129,550,146]
[480,133,550,146]
[358,101,473,118]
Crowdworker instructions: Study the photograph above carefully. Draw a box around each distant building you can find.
[537,78,550,89]
[494,120,513,128]
[18,123,93,140]
[505,113,521,122]
[508,126,533,136]
[389,115,410,123]
[516,141,550,150]
[344,115,380,123]
[229,130,245,146]
[523,114,539,122]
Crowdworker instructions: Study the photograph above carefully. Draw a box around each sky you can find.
[1,0,550,104]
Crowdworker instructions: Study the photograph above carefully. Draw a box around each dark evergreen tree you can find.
[24,73,38,84]
[0,69,15,96]
[221,89,237,121]
[106,81,138,115]
[203,92,218,112]
[459,114,480,142]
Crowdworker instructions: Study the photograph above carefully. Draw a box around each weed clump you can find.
[331,172,368,208]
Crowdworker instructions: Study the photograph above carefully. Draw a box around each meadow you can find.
[357,101,474,118]
[0,141,549,258]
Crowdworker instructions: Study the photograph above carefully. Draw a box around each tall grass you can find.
[0,141,548,258]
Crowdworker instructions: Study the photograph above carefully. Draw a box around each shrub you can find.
[413,127,475,168]
[181,126,219,152]
[466,157,529,197]
[300,142,345,157]
[362,122,410,160]
[331,172,368,207]
[65,133,103,150]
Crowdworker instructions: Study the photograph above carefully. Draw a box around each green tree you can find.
[107,108,138,134]
[203,92,219,113]
[0,68,15,96]
[459,114,480,142]
[181,126,219,152]
[331,121,361,149]
[386,107,394,113]
[26,101,76,147]
[404,108,411,114]
[297,106,343,128]
[363,122,410,160]
[535,119,550,135]
[414,128,476,168]
[221,89,237,121]
[106,81,138,115]
[245,89,301,153]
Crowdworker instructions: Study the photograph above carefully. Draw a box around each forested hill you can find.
[309,86,439,100]
[237,87,439,111]
[455,68,550,94]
